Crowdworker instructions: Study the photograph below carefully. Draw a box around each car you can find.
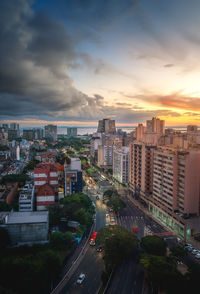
[177,261,183,265]
[195,254,200,259]
[96,245,103,252]
[192,249,198,255]
[96,195,99,200]
[77,273,85,284]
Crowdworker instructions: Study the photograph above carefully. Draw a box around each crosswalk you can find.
[117,215,154,237]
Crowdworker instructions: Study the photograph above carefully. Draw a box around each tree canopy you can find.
[140,254,183,293]
[0,227,10,248]
[170,245,187,259]
[141,235,167,256]
[98,225,138,268]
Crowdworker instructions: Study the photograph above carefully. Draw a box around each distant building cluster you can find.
[0,121,83,246]
[90,117,200,241]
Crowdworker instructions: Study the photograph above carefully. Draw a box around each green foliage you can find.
[50,231,73,250]
[170,245,187,259]
[140,254,183,293]
[60,193,95,227]
[56,152,71,165]
[0,227,10,248]
[103,189,119,198]
[140,235,167,256]
[73,208,93,226]
[107,196,126,213]
[0,174,30,185]
[23,160,40,173]
[0,146,9,151]
[98,225,138,268]
[0,247,62,294]
[0,202,13,212]
[86,167,96,175]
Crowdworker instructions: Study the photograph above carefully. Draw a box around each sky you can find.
[1,0,200,127]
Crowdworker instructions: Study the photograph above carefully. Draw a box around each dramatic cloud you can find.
[0,0,105,121]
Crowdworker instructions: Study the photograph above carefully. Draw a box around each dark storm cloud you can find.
[0,0,103,120]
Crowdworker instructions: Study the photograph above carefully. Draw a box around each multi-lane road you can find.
[57,185,107,294]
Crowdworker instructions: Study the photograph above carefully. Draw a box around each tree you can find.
[140,235,167,256]
[50,231,73,250]
[140,254,183,294]
[0,227,10,248]
[107,196,126,213]
[23,160,40,173]
[0,174,30,186]
[98,225,138,268]
[170,245,187,259]
[103,189,118,198]
[73,208,93,227]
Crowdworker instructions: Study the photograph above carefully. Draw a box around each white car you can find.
[195,254,200,259]
[192,249,198,255]
[77,273,85,284]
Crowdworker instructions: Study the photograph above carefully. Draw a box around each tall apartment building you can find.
[135,124,146,141]
[98,145,114,168]
[148,146,200,237]
[44,124,57,142]
[129,142,156,201]
[67,127,77,137]
[97,118,116,134]
[10,123,19,131]
[64,159,82,196]
[23,129,44,140]
[113,147,129,184]
[23,129,34,140]
[90,135,102,162]
[146,117,165,134]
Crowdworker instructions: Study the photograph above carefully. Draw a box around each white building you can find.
[70,158,81,171]
[19,182,34,212]
[113,147,129,184]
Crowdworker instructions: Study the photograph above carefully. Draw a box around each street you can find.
[58,183,106,294]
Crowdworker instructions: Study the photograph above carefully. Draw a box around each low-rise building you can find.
[0,211,49,246]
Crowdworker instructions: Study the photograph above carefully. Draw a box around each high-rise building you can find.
[129,142,156,201]
[113,147,129,184]
[10,123,19,131]
[23,129,34,140]
[135,124,146,141]
[146,117,165,134]
[187,125,198,133]
[8,129,19,140]
[98,145,114,167]
[44,125,57,142]
[148,146,200,237]
[64,159,82,196]
[2,124,9,132]
[97,118,116,134]
[67,127,77,137]
[90,135,102,162]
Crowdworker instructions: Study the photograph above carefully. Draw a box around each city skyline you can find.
[1,0,200,126]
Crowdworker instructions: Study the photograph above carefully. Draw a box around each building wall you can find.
[3,222,48,245]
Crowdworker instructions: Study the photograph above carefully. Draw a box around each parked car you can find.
[77,273,85,284]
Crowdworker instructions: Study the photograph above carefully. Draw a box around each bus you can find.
[89,232,98,246]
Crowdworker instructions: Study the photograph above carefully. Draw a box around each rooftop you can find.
[0,211,48,224]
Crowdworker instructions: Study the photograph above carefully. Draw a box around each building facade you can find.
[44,125,57,142]
[113,147,129,184]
